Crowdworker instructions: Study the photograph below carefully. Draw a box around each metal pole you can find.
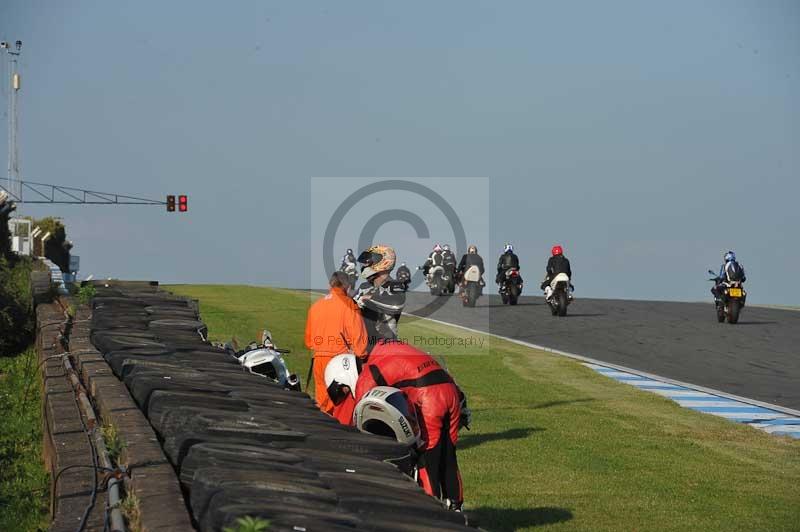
[2,41,21,206]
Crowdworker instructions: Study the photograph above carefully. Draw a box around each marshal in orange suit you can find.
[304,271,368,415]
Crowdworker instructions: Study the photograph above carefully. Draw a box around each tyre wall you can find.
[88,280,473,531]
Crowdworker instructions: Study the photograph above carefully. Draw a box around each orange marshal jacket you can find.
[304,287,368,357]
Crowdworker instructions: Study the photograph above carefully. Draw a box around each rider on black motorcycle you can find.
[423,244,445,276]
[540,245,573,299]
[711,251,746,303]
[396,262,412,288]
[340,248,357,272]
[496,243,521,284]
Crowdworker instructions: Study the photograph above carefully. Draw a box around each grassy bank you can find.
[169,285,800,532]
[0,346,50,531]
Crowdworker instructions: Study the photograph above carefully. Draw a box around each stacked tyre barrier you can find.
[89,281,473,531]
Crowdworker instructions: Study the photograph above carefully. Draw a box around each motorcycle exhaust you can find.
[285,373,301,392]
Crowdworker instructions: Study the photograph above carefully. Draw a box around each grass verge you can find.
[169,284,800,532]
[0,346,50,532]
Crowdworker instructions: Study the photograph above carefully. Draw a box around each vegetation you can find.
[101,421,127,464]
[0,347,50,531]
[77,284,97,306]
[27,217,72,273]
[121,492,143,532]
[170,285,800,532]
[223,515,271,532]
[0,255,35,356]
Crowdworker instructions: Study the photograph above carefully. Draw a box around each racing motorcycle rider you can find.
[325,341,470,511]
[396,262,412,289]
[457,244,485,289]
[353,245,406,353]
[495,243,521,284]
[423,243,445,276]
[711,251,746,303]
[340,248,357,272]
[540,245,574,299]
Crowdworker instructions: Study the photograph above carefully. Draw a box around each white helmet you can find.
[353,386,421,448]
[324,353,360,405]
[504,243,513,253]
[443,244,450,252]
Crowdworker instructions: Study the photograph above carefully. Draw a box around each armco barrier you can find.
[87,280,473,531]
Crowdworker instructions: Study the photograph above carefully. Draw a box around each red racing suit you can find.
[352,340,464,505]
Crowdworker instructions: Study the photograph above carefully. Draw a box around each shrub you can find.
[77,284,96,306]
[29,217,72,273]
[223,516,270,532]
[0,255,34,356]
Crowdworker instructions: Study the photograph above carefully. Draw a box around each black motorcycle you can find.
[421,265,448,296]
[444,263,457,294]
[708,269,746,324]
[499,268,522,305]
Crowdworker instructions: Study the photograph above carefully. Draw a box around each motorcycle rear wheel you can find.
[508,284,520,305]
[728,299,741,324]
[556,290,568,316]
[464,284,478,307]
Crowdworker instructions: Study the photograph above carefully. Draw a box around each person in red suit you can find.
[324,340,468,511]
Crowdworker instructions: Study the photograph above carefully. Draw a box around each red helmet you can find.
[551,245,563,256]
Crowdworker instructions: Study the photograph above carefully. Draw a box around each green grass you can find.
[168,285,800,532]
[0,346,50,532]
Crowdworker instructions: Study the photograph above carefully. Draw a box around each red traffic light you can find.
[166,195,176,212]
[178,195,188,212]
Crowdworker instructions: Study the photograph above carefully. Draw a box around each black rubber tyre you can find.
[148,318,206,331]
[91,333,165,353]
[556,290,568,316]
[464,283,478,307]
[728,299,741,324]
[147,390,250,427]
[180,442,303,486]
[501,293,509,305]
[716,304,725,323]
[205,502,357,532]
[190,466,335,524]
[126,373,230,407]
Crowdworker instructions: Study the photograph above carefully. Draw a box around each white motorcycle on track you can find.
[544,273,572,317]
[221,330,301,391]
[460,265,484,307]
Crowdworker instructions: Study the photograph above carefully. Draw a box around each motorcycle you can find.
[499,268,522,305]
[460,265,484,307]
[443,262,457,294]
[220,329,301,390]
[420,265,450,296]
[339,262,359,295]
[708,270,746,324]
[544,273,571,316]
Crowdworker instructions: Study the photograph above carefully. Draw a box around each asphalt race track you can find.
[404,292,800,410]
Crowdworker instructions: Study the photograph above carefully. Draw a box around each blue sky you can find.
[1,1,798,303]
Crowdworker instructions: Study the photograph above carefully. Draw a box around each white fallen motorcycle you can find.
[221,330,301,390]
[544,273,572,317]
